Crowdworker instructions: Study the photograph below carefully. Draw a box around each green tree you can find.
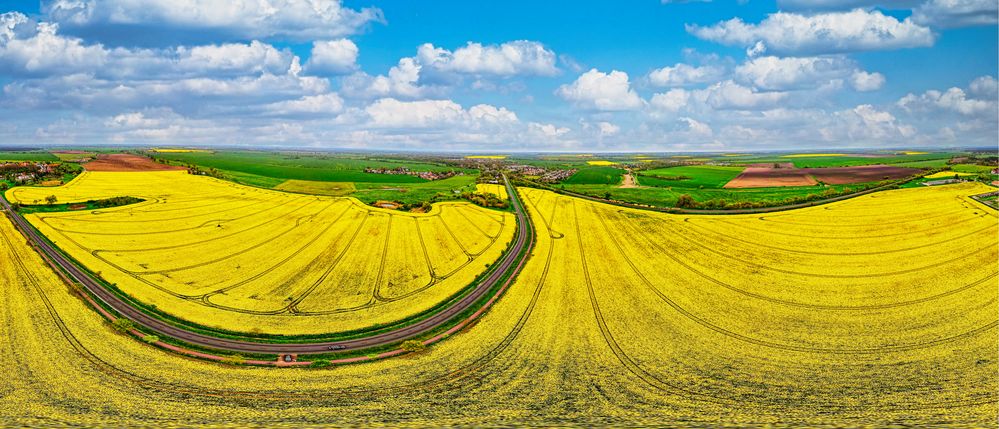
[141,335,159,344]
[675,194,697,209]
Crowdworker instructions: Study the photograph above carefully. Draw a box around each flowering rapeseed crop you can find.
[475,183,508,200]
[0,181,995,426]
[6,171,515,335]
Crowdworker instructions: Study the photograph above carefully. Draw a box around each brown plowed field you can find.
[725,164,920,188]
[83,154,186,172]
[808,165,921,184]
[724,167,817,188]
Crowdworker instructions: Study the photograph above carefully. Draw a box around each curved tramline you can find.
[5,171,519,337]
[2,172,534,357]
[0,181,994,426]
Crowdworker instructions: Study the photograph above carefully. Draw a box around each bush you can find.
[220,354,246,365]
[401,340,427,353]
[141,335,159,344]
[309,359,332,368]
[674,194,697,209]
[110,318,135,333]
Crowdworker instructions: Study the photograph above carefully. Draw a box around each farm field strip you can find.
[475,183,508,200]
[6,171,515,335]
[0,180,995,426]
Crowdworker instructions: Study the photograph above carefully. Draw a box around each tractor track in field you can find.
[0,174,535,360]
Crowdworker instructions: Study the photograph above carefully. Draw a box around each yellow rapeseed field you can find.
[0,181,995,426]
[150,148,213,153]
[475,183,508,200]
[924,171,977,179]
[6,171,515,335]
[586,160,617,166]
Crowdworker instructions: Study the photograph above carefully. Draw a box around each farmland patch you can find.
[6,171,515,336]
[83,154,186,172]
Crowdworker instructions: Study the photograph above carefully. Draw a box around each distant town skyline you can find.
[0,0,996,151]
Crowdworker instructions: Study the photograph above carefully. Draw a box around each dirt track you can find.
[619,172,639,188]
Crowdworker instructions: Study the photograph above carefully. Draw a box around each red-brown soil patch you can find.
[374,200,402,210]
[83,154,186,172]
[807,165,920,185]
[724,164,920,188]
[724,167,817,188]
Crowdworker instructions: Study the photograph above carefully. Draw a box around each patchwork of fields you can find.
[0,181,995,426]
[6,171,515,335]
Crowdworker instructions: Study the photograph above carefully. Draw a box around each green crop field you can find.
[562,166,624,184]
[952,164,996,173]
[0,151,59,162]
[353,175,477,205]
[893,159,952,168]
[149,150,481,206]
[638,165,744,188]
[154,151,474,183]
[563,182,864,208]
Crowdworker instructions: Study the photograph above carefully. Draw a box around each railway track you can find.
[0,174,535,358]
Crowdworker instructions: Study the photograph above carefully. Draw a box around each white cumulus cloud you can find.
[264,93,344,116]
[734,55,883,91]
[649,89,691,113]
[43,0,383,42]
[416,40,558,77]
[305,39,358,74]
[912,0,998,28]
[687,9,936,55]
[0,12,107,76]
[703,80,787,110]
[898,87,996,116]
[850,70,885,92]
[365,98,517,128]
[556,69,644,111]
[648,63,726,87]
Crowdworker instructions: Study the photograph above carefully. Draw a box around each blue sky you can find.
[0,0,995,151]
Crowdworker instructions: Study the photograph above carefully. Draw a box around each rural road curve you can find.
[1,175,534,356]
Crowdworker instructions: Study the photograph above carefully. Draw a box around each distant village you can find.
[364,166,463,181]
[507,165,577,183]
[0,161,67,185]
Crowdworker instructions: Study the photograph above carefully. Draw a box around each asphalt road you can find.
[1,175,534,355]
